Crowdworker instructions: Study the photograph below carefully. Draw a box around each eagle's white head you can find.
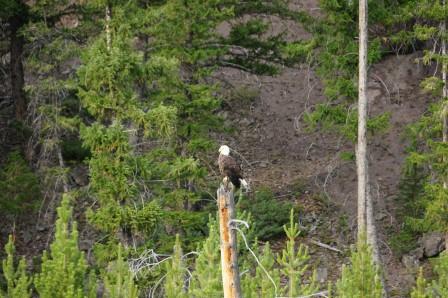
[219,145,230,156]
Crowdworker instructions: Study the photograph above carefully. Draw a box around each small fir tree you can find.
[189,217,222,297]
[336,234,383,298]
[103,244,139,298]
[34,195,95,298]
[411,268,431,298]
[432,251,448,297]
[163,235,187,298]
[241,241,280,298]
[257,242,280,297]
[0,152,40,217]
[278,209,318,297]
[1,236,32,298]
[399,0,448,249]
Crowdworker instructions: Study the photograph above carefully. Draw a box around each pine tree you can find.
[410,253,448,298]
[400,0,448,247]
[34,195,95,298]
[278,209,318,297]
[189,217,222,297]
[0,152,40,218]
[336,234,383,298]
[241,241,280,298]
[411,268,431,298]
[257,242,280,297]
[23,0,92,170]
[432,251,448,297]
[78,1,166,247]
[103,245,139,298]
[163,235,187,298]
[1,235,32,298]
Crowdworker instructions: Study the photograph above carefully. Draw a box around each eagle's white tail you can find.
[239,178,249,190]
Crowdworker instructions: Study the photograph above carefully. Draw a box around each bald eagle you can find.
[218,145,248,190]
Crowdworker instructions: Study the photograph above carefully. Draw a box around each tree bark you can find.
[357,0,368,238]
[358,2,387,295]
[442,0,448,251]
[105,2,112,52]
[366,171,379,263]
[9,10,27,122]
[217,185,242,298]
[442,0,447,189]
[366,170,388,297]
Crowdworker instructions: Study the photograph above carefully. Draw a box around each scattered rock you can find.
[239,118,252,126]
[22,230,32,244]
[316,267,328,283]
[402,254,419,272]
[79,240,93,252]
[71,166,89,186]
[375,211,388,221]
[259,161,269,168]
[409,246,424,260]
[218,111,229,119]
[420,232,445,258]
[37,225,47,232]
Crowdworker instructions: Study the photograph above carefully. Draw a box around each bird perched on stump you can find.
[218,145,248,191]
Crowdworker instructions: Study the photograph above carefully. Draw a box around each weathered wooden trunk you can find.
[217,185,242,298]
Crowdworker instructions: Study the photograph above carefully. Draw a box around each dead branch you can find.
[309,239,342,254]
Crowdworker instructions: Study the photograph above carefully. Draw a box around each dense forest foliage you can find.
[0,0,448,297]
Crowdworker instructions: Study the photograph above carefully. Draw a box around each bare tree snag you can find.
[442,0,447,189]
[217,185,242,298]
[366,171,379,263]
[358,2,387,295]
[105,2,112,52]
[366,171,388,297]
[442,0,448,249]
[357,0,368,237]
[9,10,27,122]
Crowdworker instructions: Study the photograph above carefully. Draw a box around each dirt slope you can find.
[216,45,433,295]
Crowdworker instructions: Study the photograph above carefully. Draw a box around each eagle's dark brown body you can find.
[218,153,243,188]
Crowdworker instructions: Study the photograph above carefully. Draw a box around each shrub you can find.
[238,188,294,240]
[336,234,383,298]
[1,235,32,298]
[0,152,40,217]
[34,195,95,298]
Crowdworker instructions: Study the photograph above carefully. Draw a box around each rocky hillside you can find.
[0,0,446,297]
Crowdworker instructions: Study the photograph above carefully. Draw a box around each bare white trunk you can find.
[358,2,387,295]
[105,3,112,52]
[366,171,378,262]
[442,0,447,189]
[357,0,368,237]
[442,0,448,250]
[366,170,388,297]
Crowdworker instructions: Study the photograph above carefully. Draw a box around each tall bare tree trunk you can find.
[442,0,448,250]
[366,170,388,297]
[366,171,379,262]
[442,0,447,189]
[357,0,368,238]
[358,2,387,295]
[9,11,27,122]
[105,2,112,52]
